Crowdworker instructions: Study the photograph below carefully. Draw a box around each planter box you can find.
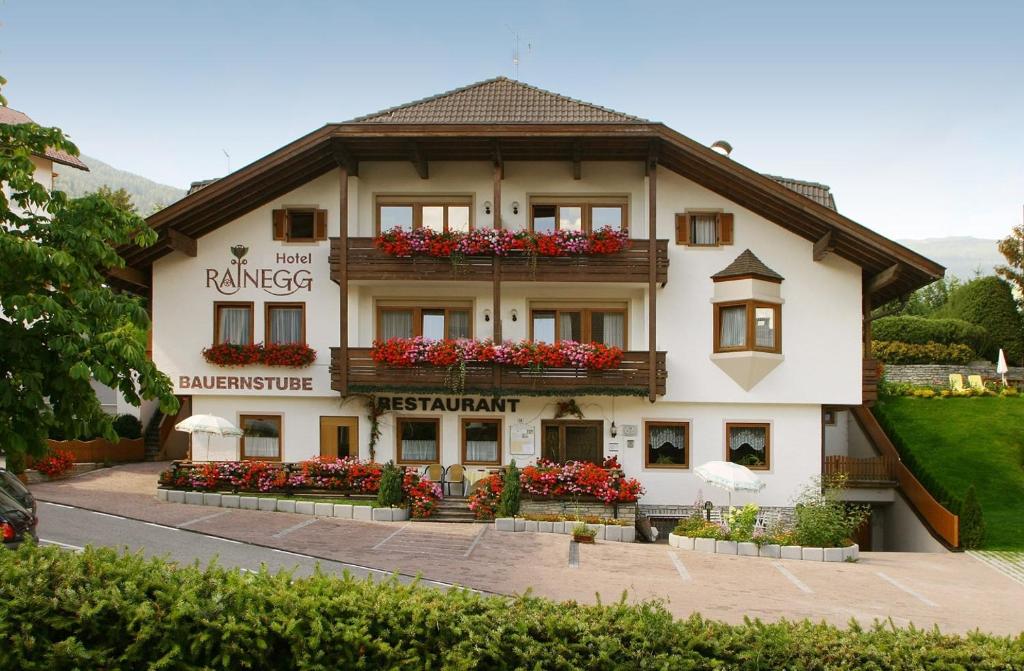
[759,544,782,559]
[694,537,717,553]
[203,493,222,507]
[781,545,803,560]
[239,497,259,510]
[495,517,515,532]
[573,534,595,544]
[524,520,539,533]
[334,504,353,519]
[168,490,185,504]
[537,521,554,533]
[221,495,240,509]
[604,525,622,542]
[823,547,845,562]
[295,501,316,516]
[801,547,824,562]
[716,540,738,555]
[258,498,277,512]
[314,502,334,517]
[353,506,373,521]
[276,499,296,514]
[184,492,204,506]
[157,489,169,502]
[620,527,636,543]
[737,542,758,557]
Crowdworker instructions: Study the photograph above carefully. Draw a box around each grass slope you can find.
[874,396,1024,550]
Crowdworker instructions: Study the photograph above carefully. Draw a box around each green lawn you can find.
[874,396,1024,550]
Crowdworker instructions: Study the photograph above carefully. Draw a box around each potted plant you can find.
[572,522,597,544]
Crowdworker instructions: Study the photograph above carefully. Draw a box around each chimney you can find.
[710,140,733,157]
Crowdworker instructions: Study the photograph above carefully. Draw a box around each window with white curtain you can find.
[530,202,628,233]
[690,214,719,245]
[267,304,304,345]
[715,302,781,353]
[463,419,501,464]
[727,423,770,470]
[241,415,281,461]
[215,303,253,345]
[645,421,688,468]
[378,307,471,340]
[718,305,747,349]
[532,308,627,347]
[398,418,439,464]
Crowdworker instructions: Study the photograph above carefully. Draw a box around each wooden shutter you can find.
[718,213,734,245]
[314,209,328,240]
[272,209,287,240]
[675,214,691,245]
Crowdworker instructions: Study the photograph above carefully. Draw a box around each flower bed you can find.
[33,448,75,478]
[468,473,502,520]
[520,457,644,504]
[202,342,317,368]
[374,226,630,259]
[371,337,623,371]
[668,532,858,562]
[493,516,636,543]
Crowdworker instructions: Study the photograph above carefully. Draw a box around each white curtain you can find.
[218,307,251,344]
[244,437,279,459]
[466,440,498,462]
[402,440,437,462]
[448,310,470,339]
[601,313,625,348]
[559,312,579,341]
[729,427,766,454]
[691,214,718,245]
[719,306,746,348]
[269,307,302,344]
[382,310,413,339]
[650,425,685,450]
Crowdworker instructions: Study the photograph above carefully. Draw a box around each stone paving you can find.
[26,462,1024,636]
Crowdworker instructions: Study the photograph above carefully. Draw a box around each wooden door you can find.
[319,417,359,459]
[539,420,603,464]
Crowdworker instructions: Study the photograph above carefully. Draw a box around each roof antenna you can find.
[222,148,231,174]
[506,26,531,79]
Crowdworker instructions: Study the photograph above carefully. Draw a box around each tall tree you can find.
[996,221,1024,305]
[93,185,136,213]
[0,77,178,460]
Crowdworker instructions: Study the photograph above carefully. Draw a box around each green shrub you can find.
[725,503,760,542]
[496,459,521,517]
[937,276,1024,363]
[376,461,402,508]
[960,484,985,550]
[872,315,990,353]
[872,340,976,365]
[112,413,143,439]
[793,477,869,548]
[2,546,1023,670]
[3,450,25,475]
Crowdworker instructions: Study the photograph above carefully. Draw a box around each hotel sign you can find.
[206,245,313,296]
[376,396,521,413]
[179,375,314,392]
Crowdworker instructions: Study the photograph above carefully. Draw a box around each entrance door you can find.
[541,420,604,463]
[319,416,359,459]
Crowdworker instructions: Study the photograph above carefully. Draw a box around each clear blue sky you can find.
[1,0,1021,240]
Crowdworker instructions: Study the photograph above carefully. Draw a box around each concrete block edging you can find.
[492,517,635,543]
[668,533,859,562]
[158,489,409,522]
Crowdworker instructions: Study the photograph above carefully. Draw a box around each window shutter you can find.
[675,214,691,245]
[314,209,328,240]
[272,209,287,240]
[719,213,734,245]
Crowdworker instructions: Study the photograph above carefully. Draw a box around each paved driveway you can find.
[27,462,1024,636]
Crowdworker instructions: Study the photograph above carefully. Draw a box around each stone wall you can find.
[639,503,795,526]
[883,363,1022,387]
[521,499,636,524]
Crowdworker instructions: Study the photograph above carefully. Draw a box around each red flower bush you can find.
[373,226,631,259]
[519,459,644,504]
[35,448,74,477]
[403,469,442,518]
[203,343,317,368]
[201,343,262,366]
[467,474,503,520]
[371,338,623,372]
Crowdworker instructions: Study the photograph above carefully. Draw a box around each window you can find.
[265,303,305,345]
[530,201,627,234]
[726,422,770,470]
[272,209,327,242]
[378,306,472,340]
[240,415,282,461]
[541,420,603,464]
[531,307,626,347]
[375,197,473,234]
[714,301,781,353]
[397,417,440,464]
[645,421,689,469]
[462,418,502,465]
[675,212,733,246]
[214,302,254,345]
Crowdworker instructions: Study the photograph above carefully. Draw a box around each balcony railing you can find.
[824,455,897,487]
[331,347,667,397]
[330,237,669,284]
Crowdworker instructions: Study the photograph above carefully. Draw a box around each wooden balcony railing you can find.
[824,455,897,487]
[331,237,669,284]
[863,358,882,406]
[331,347,667,397]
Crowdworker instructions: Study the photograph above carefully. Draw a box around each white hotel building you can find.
[115,79,950,550]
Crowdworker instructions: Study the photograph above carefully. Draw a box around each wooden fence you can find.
[44,438,145,464]
[824,455,897,486]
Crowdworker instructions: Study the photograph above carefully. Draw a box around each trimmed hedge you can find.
[872,340,976,365]
[3,546,1024,669]
[937,276,1024,363]
[872,315,990,354]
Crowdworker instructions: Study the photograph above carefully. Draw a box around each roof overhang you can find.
[124,122,943,303]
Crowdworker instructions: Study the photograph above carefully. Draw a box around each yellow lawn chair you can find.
[968,374,986,393]
[423,463,445,483]
[949,373,966,392]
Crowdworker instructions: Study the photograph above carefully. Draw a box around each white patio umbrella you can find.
[997,348,1009,386]
[694,460,766,508]
[175,414,244,461]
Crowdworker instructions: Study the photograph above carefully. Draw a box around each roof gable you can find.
[0,106,89,171]
[765,175,836,211]
[349,77,646,124]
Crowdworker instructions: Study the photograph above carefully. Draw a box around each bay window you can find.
[714,301,781,353]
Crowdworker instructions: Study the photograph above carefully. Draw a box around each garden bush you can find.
[960,484,985,550]
[376,461,403,508]
[496,459,521,517]
[936,276,1024,363]
[793,477,869,548]
[111,413,143,439]
[2,546,1023,670]
[871,340,975,365]
[872,315,990,353]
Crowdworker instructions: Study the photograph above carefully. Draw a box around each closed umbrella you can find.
[997,349,1009,387]
[175,414,244,461]
[694,460,765,508]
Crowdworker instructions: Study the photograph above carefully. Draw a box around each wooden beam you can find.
[492,159,503,390]
[409,142,428,179]
[108,265,150,289]
[647,142,659,403]
[166,228,197,257]
[492,141,504,180]
[812,230,834,262]
[572,140,582,180]
[331,140,358,177]
[866,264,901,295]
[337,166,349,395]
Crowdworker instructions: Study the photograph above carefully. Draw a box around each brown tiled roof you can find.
[0,106,89,171]
[350,77,646,124]
[187,178,219,195]
[712,249,784,282]
[765,175,835,210]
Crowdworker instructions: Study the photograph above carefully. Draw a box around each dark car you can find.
[0,489,35,549]
[0,469,35,516]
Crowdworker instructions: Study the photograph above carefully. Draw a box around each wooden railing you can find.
[331,237,669,284]
[824,455,897,486]
[863,358,881,406]
[331,347,667,396]
[850,405,959,548]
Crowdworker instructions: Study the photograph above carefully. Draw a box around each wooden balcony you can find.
[824,455,897,487]
[863,358,882,406]
[331,347,667,397]
[330,237,669,284]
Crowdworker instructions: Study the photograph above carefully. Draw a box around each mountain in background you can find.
[54,154,185,215]
[898,236,1003,281]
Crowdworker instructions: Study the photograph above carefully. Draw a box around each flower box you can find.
[202,342,316,368]
[374,226,631,259]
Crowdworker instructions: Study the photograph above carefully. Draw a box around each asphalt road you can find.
[33,501,460,590]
